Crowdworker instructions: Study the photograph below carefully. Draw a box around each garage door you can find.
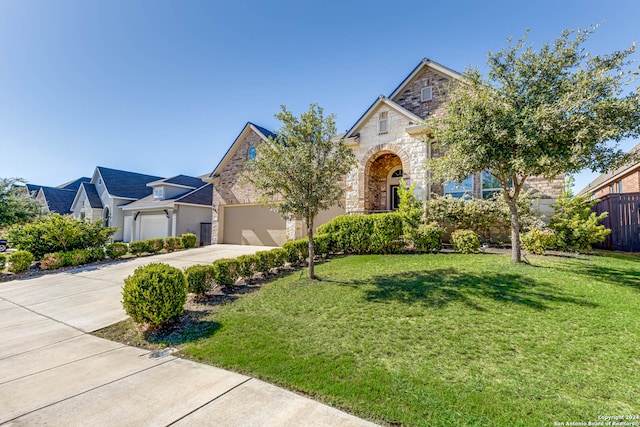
[140,214,169,240]
[223,206,286,246]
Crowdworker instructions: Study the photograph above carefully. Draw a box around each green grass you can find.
[179,252,639,426]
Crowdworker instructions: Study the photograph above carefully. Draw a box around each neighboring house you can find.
[120,175,213,244]
[577,142,640,198]
[70,166,164,242]
[207,58,564,246]
[578,142,640,252]
[35,186,77,214]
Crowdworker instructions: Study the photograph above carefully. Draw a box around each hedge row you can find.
[40,248,106,270]
[125,233,197,257]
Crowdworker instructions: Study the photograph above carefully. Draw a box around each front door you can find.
[390,185,400,211]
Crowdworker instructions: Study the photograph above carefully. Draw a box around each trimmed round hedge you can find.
[122,263,187,325]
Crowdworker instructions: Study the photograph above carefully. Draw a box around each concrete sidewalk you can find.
[0,245,378,426]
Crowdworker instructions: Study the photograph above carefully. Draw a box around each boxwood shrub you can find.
[164,236,182,252]
[181,233,197,249]
[184,264,215,295]
[211,258,238,289]
[521,228,557,255]
[129,240,150,256]
[451,229,481,254]
[106,242,129,259]
[370,213,404,254]
[235,254,256,279]
[122,263,187,325]
[8,250,34,273]
[414,223,444,253]
[282,239,309,264]
[318,213,404,255]
[147,238,165,254]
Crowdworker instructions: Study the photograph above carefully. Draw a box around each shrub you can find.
[397,179,424,244]
[414,223,444,253]
[236,254,256,279]
[211,258,238,289]
[313,234,330,257]
[164,236,182,252]
[106,242,129,259]
[40,252,68,270]
[268,248,288,269]
[122,263,187,325]
[370,213,404,254]
[6,214,116,259]
[8,250,34,273]
[282,239,309,264]
[318,215,372,254]
[253,251,275,274]
[147,238,165,254]
[88,247,105,262]
[521,228,557,255]
[129,240,150,256]
[181,233,197,249]
[184,264,215,295]
[0,253,5,271]
[549,182,610,253]
[451,229,481,254]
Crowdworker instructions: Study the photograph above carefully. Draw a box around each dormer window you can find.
[153,188,164,200]
[421,86,433,102]
[378,111,388,135]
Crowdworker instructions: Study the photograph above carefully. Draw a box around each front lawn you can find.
[177,253,640,426]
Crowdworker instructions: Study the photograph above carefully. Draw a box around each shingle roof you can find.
[81,183,103,209]
[577,142,640,195]
[161,175,205,188]
[26,184,42,195]
[252,123,277,140]
[176,183,213,206]
[58,177,91,191]
[96,166,163,199]
[40,187,77,214]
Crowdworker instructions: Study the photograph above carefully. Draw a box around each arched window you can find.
[248,146,257,161]
[391,168,403,178]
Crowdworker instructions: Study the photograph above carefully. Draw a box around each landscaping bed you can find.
[95,251,640,426]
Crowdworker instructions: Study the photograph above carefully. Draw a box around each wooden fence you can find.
[593,192,640,252]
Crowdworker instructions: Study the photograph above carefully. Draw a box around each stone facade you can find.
[392,66,451,120]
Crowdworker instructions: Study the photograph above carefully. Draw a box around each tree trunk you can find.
[507,197,522,263]
[307,217,315,279]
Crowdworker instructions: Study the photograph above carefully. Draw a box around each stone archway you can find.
[357,143,411,212]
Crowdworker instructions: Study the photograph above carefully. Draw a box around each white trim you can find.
[346,97,422,138]
[421,86,433,102]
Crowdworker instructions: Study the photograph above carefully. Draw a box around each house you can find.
[70,166,164,242]
[577,142,640,198]
[26,177,90,214]
[120,175,213,244]
[578,142,640,252]
[207,59,564,246]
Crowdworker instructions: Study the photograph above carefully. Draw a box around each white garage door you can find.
[223,206,286,246]
[140,214,168,240]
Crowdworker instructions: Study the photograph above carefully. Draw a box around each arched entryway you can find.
[364,152,403,212]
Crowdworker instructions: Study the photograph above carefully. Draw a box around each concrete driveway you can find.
[0,245,377,426]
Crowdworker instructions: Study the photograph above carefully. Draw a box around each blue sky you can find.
[1,0,638,193]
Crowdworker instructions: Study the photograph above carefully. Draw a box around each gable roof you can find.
[96,166,163,200]
[58,177,91,191]
[577,142,640,196]
[208,122,275,179]
[176,183,213,206]
[81,183,104,209]
[344,96,423,138]
[151,175,204,189]
[39,186,77,214]
[121,183,213,210]
[388,58,464,100]
[26,184,42,195]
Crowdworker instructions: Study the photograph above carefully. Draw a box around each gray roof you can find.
[160,175,205,188]
[96,166,163,200]
[81,183,103,209]
[176,183,213,206]
[26,184,42,195]
[40,187,77,214]
[577,142,640,195]
[58,177,91,191]
[252,123,277,140]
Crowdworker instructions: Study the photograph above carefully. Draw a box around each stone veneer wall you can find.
[392,67,451,120]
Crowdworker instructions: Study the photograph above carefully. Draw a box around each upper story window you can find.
[421,86,433,102]
[153,187,164,200]
[248,145,257,161]
[378,111,388,135]
[444,175,473,198]
[481,170,503,199]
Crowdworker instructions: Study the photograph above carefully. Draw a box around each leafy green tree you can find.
[0,178,43,228]
[429,25,640,262]
[242,103,355,279]
[549,177,610,252]
[397,178,424,245]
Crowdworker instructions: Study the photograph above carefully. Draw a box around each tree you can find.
[242,103,355,279]
[0,178,43,228]
[429,25,640,262]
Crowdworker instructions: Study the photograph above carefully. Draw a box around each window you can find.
[481,171,503,199]
[378,111,388,134]
[610,183,616,194]
[153,188,164,200]
[391,168,403,178]
[248,145,257,161]
[618,180,623,194]
[444,175,473,198]
[421,86,433,102]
